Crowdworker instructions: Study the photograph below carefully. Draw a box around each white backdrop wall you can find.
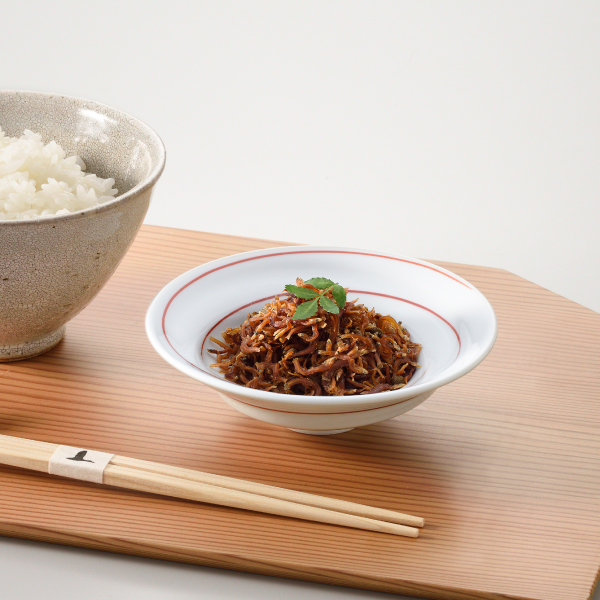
[2,1,599,312]
[1,3,600,600]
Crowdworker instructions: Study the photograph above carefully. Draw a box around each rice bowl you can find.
[0,90,165,361]
[0,127,118,220]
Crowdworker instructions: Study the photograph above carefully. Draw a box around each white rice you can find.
[0,127,118,220]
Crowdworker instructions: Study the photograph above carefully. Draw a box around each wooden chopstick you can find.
[1,434,424,528]
[0,434,423,537]
[114,454,425,528]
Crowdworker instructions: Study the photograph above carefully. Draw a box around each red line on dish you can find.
[196,291,452,412]
[160,250,465,412]
[200,295,276,355]
[201,290,460,353]
[161,248,471,348]
[349,290,461,352]
[226,394,419,415]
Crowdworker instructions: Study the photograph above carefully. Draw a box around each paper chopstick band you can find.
[48,445,114,484]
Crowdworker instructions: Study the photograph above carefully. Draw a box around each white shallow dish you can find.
[145,246,497,434]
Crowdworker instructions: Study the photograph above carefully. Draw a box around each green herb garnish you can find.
[285,277,347,320]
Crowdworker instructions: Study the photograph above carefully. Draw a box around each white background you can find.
[1,1,599,599]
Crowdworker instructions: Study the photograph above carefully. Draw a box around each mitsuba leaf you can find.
[284,284,320,299]
[319,295,339,314]
[305,277,335,289]
[332,284,347,309]
[292,298,319,320]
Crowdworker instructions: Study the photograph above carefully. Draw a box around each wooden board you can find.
[1,225,600,600]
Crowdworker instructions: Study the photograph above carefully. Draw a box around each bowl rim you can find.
[145,245,498,409]
[0,89,166,226]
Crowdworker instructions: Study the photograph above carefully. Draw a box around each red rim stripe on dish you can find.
[159,249,466,412]
[162,307,456,415]
[200,290,460,354]
[161,248,471,350]
[225,392,423,415]
[200,295,276,356]
[350,290,461,351]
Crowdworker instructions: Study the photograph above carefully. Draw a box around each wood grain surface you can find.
[1,225,599,600]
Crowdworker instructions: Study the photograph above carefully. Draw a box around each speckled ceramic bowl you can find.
[0,91,165,361]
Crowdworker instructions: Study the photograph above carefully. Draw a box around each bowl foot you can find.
[289,428,354,435]
[0,326,66,362]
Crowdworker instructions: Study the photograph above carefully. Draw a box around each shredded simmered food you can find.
[209,278,421,396]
